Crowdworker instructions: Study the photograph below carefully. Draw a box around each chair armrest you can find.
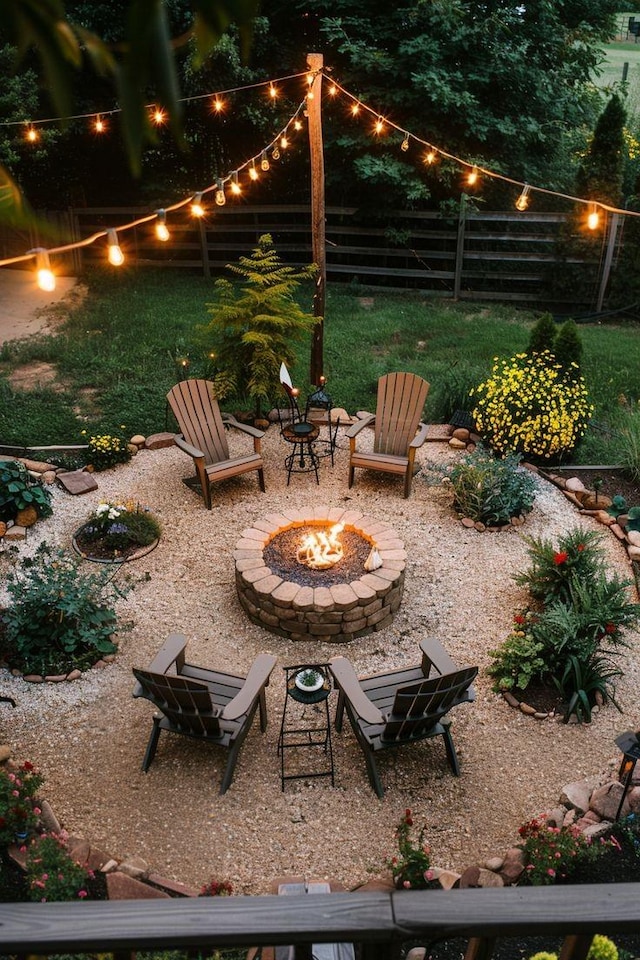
[222,653,277,721]
[174,434,205,461]
[409,421,430,449]
[222,413,265,440]
[329,656,385,725]
[419,637,458,677]
[345,413,376,440]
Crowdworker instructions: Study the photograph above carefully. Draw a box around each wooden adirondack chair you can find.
[346,372,430,498]
[132,634,277,794]
[329,638,477,798]
[167,378,266,509]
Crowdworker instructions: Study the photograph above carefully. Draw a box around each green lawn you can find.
[600,13,640,115]
[2,267,640,467]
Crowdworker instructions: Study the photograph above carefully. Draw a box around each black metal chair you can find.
[329,637,477,798]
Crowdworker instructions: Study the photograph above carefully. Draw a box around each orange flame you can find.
[297,523,344,570]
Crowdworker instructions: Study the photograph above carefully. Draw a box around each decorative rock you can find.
[66,669,82,681]
[589,781,626,821]
[432,868,461,890]
[560,780,591,814]
[67,837,91,865]
[458,865,481,888]
[127,443,138,455]
[519,702,536,715]
[476,868,504,888]
[0,745,12,763]
[106,872,171,899]
[41,470,57,484]
[448,437,467,450]
[5,525,26,540]
[39,799,62,834]
[117,856,150,880]
[100,858,119,873]
[627,545,640,562]
[502,691,520,708]
[595,510,615,526]
[23,674,44,683]
[627,530,640,547]
[580,493,612,511]
[130,434,146,446]
[582,821,614,839]
[499,847,525,885]
[0,521,6,537]
[452,428,470,442]
[565,477,586,492]
[57,469,99,495]
[144,432,175,450]
[460,517,475,528]
[483,856,504,872]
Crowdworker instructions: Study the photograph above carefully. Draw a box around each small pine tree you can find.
[527,314,557,356]
[201,234,318,418]
[553,319,582,374]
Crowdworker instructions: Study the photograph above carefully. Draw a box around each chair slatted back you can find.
[133,668,223,739]
[167,379,230,466]
[382,666,478,742]
[374,372,430,457]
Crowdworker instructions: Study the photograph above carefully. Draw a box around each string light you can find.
[230,171,241,196]
[106,229,124,266]
[424,150,437,165]
[215,179,226,206]
[212,97,224,114]
[351,104,360,116]
[190,192,205,218]
[374,116,385,135]
[587,203,600,230]
[155,209,170,241]
[94,115,106,133]
[515,184,531,211]
[401,134,410,152]
[249,164,259,181]
[25,125,38,143]
[280,135,288,149]
[260,150,270,171]
[269,84,277,99]
[294,119,303,131]
[467,166,479,187]
[152,107,166,125]
[32,248,55,291]
[328,83,337,96]
[272,145,280,160]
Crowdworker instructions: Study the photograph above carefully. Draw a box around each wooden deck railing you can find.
[2,885,640,960]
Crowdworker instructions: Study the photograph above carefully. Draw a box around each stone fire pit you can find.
[234,506,406,642]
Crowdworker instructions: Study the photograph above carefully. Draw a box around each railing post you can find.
[453,194,467,299]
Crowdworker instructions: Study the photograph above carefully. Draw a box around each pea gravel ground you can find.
[1,430,638,895]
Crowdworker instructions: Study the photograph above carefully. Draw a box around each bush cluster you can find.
[447,445,537,525]
[488,527,640,721]
[517,814,597,885]
[84,433,131,472]
[79,500,161,553]
[385,809,439,890]
[26,833,94,902]
[471,351,593,462]
[0,459,52,524]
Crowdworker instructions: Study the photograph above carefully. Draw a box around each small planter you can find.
[295,669,324,693]
[72,525,159,564]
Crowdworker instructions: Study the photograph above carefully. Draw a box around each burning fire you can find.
[297,523,344,570]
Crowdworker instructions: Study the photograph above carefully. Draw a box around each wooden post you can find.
[596,212,621,313]
[307,52,326,386]
[453,195,467,300]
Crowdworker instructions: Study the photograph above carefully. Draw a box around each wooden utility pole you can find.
[307,52,326,385]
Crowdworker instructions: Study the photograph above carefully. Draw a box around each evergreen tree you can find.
[201,234,317,418]
[575,93,628,207]
[554,319,583,375]
[527,314,557,356]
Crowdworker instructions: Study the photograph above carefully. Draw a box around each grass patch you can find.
[2,267,640,466]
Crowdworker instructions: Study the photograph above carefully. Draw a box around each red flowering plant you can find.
[199,878,234,896]
[514,528,606,605]
[385,810,439,890]
[0,760,44,845]
[25,833,94,902]
[517,815,599,886]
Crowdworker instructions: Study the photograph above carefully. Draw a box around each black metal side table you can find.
[281,421,320,485]
[278,664,335,790]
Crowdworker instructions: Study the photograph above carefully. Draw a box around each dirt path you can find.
[0,268,79,347]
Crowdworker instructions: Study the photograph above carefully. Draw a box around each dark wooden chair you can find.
[132,634,277,794]
[167,378,266,509]
[329,638,477,798]
[346,372,430,498]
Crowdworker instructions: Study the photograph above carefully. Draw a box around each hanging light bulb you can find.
[191,192,205,218]
[587,203,600,230]
[374,116,385,135]
[269,84,277,99]
[33,249,55,292]
[328,83,337,96]
[230,171,241,196]
[152,107,166,125]
[280,135,288,150]
[467,166,479,186]
[351,103,360,116]
[401,134,410,152]
[155,209,170,241]
[106,229,124,266]
[212,97,224,114]
[215,180,226,206]
[94,115,106,133]
[249,164,259,181]
[424,150,436,165]
[272,145,280,161]
[260,150,270,172]
[294,119,303,131]
[25,124,38,143]
[515,184,531,211]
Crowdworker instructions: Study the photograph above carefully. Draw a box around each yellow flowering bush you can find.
[85,433,131,472]
[471,352,593,461]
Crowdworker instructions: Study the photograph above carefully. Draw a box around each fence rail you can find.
[1,885,640,960]
[0,202,617,308]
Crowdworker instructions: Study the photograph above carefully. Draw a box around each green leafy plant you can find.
[555,653,623,723]
[0,542,131,675]
[514,528,606,604]
[200,234,317,419]
[26,833,94,902]
[527,314,557,356]
[517,814,596,885]
[0,761,44,845]
[618,406,640,485]
[470,351,594,461]
[84,432,132,472]
[0,459,53,523]
[487,612,546,692]
[529,937,618,960]
[385,809,439,890]
[447,445,537,525]
[607,494,628,518]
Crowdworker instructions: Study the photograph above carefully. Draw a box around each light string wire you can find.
[327,75,640,220]
[0,70,310,129]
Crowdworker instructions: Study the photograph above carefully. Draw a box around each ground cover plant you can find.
[442,444,537,526]
[2,269,640,470]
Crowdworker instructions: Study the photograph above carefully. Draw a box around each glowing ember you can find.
[297,523,344,570]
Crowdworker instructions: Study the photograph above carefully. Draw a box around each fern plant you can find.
[200,234,318,418]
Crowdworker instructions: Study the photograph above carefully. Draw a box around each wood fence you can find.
[1,202,621,309]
